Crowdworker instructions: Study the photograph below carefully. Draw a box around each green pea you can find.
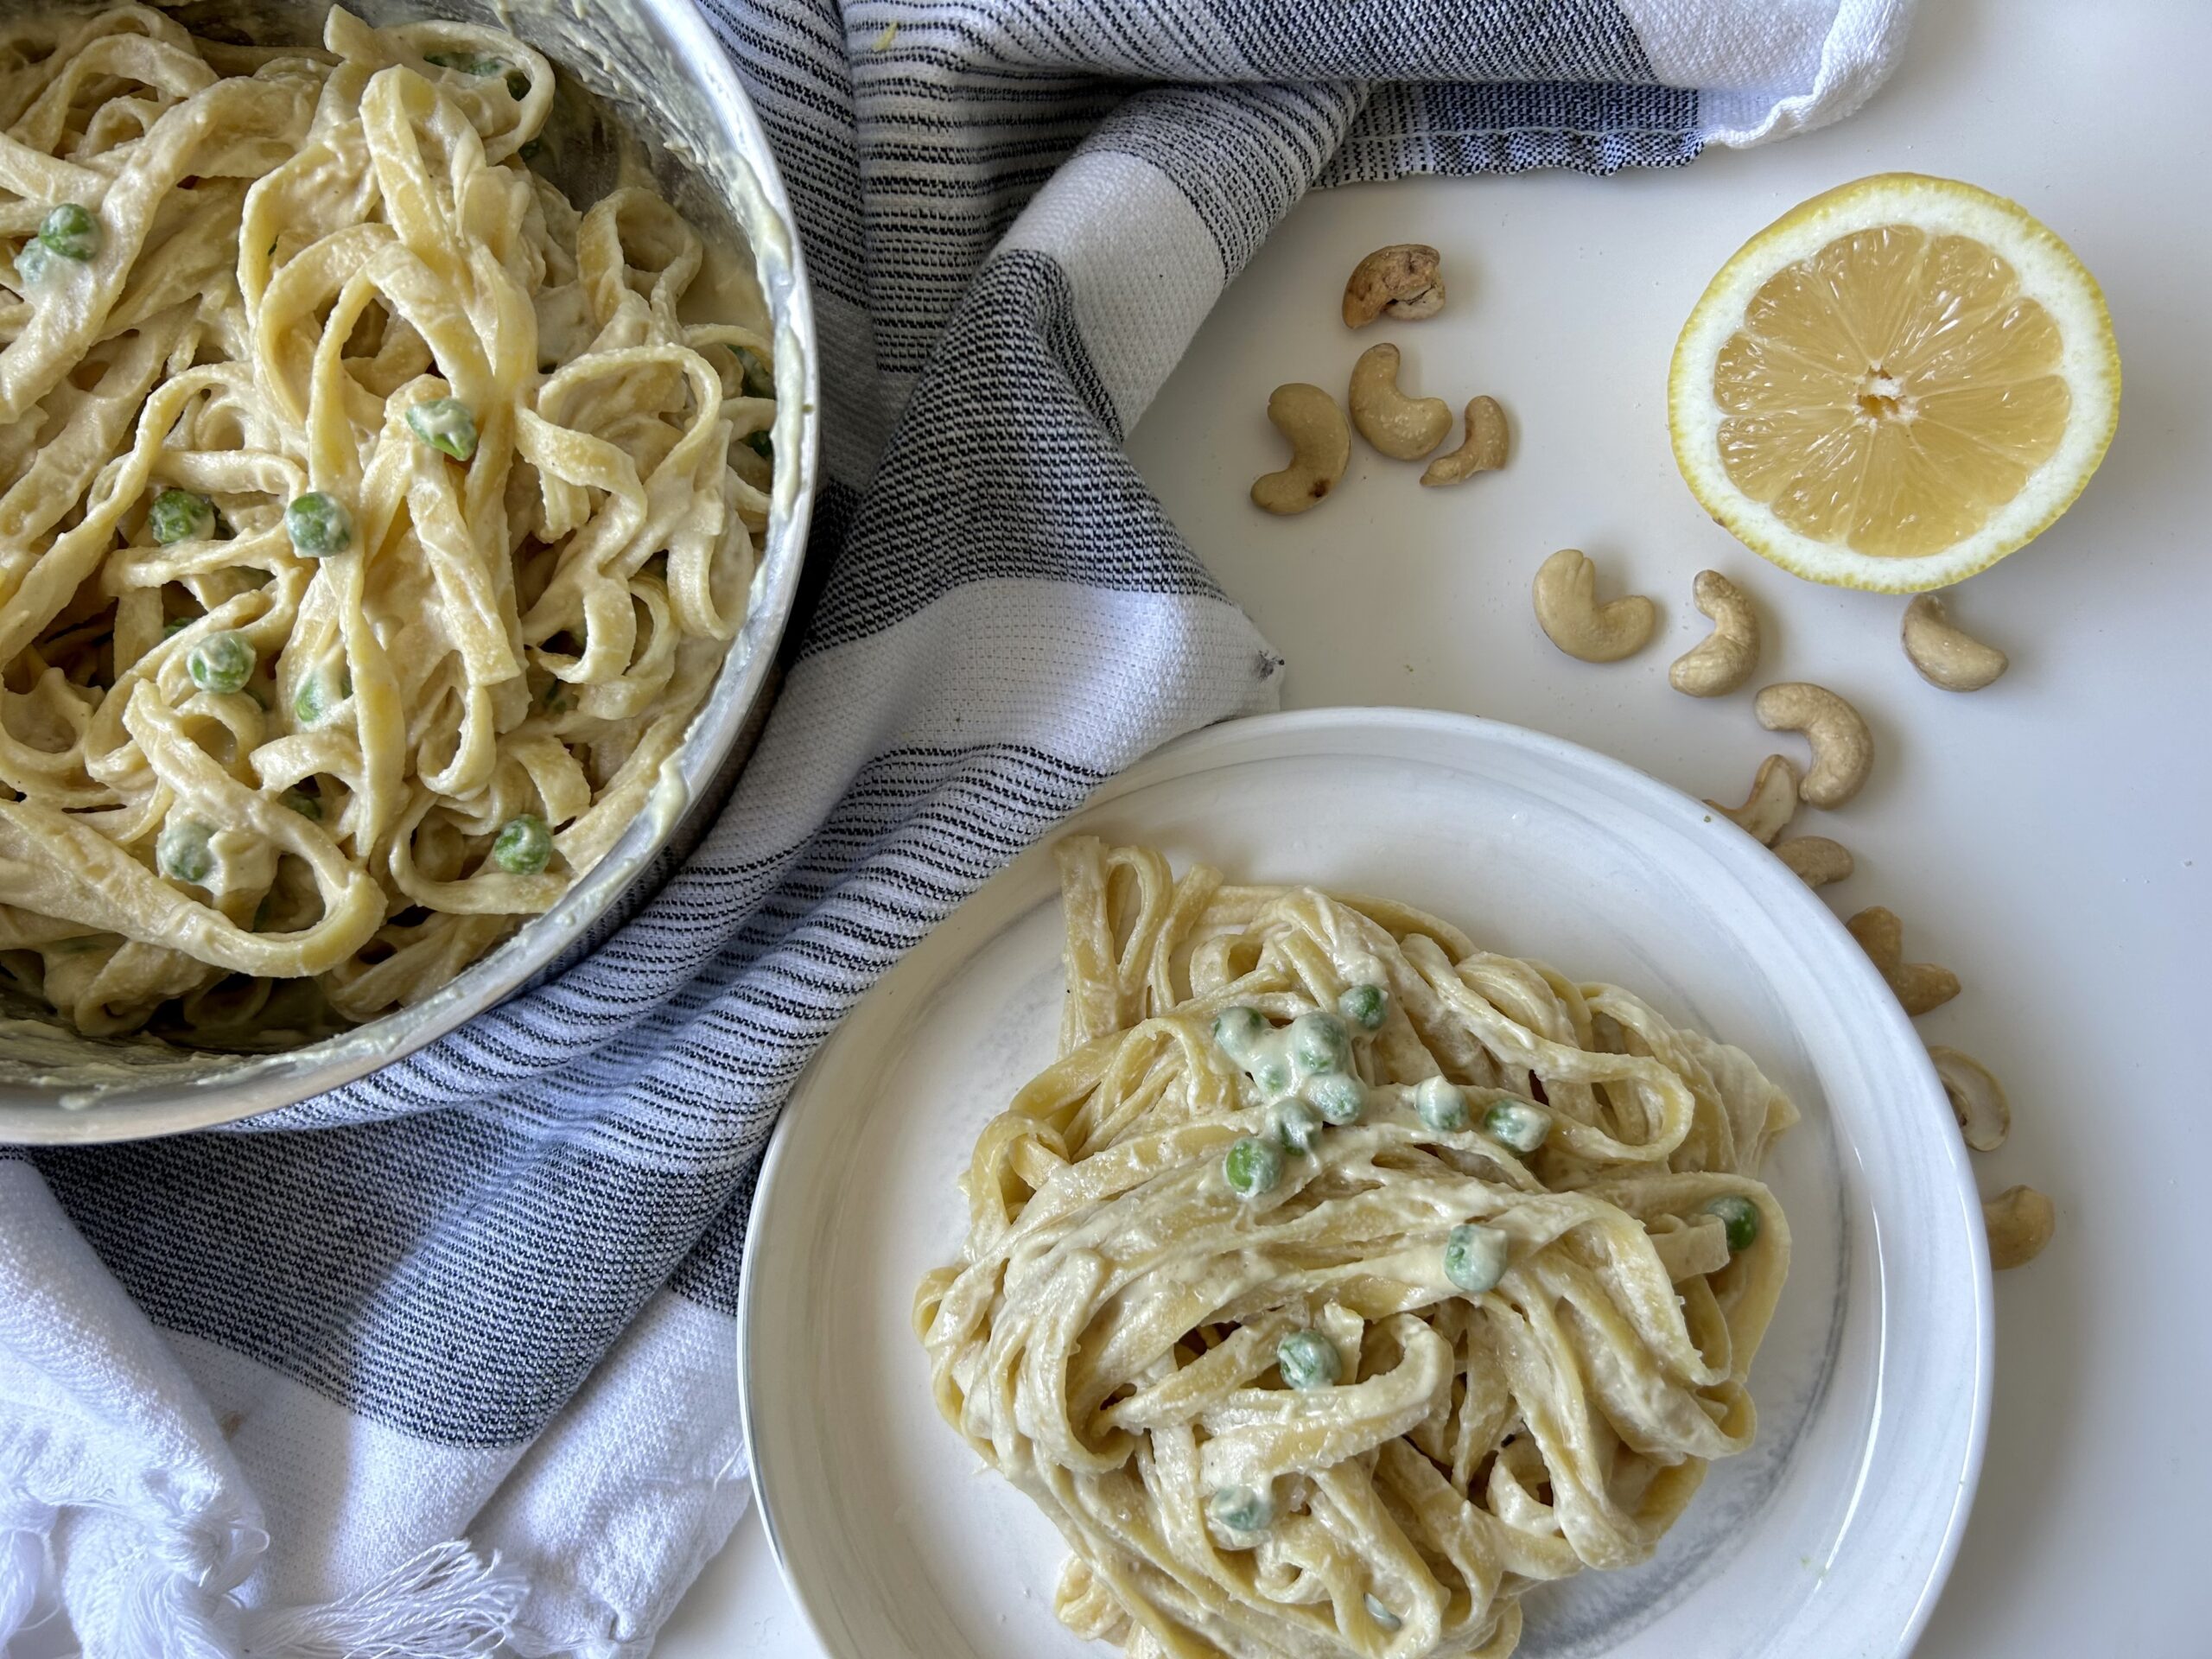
[162,617,193,639]
[1338,982,1388,1031]
[1703,1195,1761,1254]
[1275,1330,1340,1390]
[156,817,215,886]
[735,346,774,398]
[186,631,254,696]
[1207,1485,1270,1534]
[1253,1057,1292,1096]
[38,202,99,262]
[1223,1135,1282,1200]
[1413,1077,1469,1131]
[518,137,547,163]
[1304,1071,1366,1127]
[1211,1005,1267,1057]
[744,429,772,461]
[1363,1594,1402,1632]
[490,813,553,875]
[405,397,478,461]
[1289,1010,1350,1074]
[149,487,213,545]
[1272,1098,1323,1156]
[1484,1099,1552,1155]
[423,48,496,74]
[293,664,349,726]
[1444,1223,1509,1294]
[280,790,321,821]
[285,491,352,556]
[14,238,53,287]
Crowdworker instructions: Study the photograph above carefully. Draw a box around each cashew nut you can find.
[1421,397,1509,487]
[1774,835,1853,887]
[1669,571,1761,697]
[1532,550,1656,664]
[1754,682,1873,808]
[1342,244,1445,328]
[1348,344,1452,461]
[1902,594,2008,692]
[1706,755,1800,845]
[1845,906,1960,1015]
[1929,1045,2009,1153]
[1984,1184,2054,1271]
[1249,383,1350,515]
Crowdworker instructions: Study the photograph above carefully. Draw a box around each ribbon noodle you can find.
[917,839,1796,1658]
[0,5,772,1040]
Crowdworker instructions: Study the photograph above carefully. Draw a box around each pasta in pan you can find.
[0,4,773,1040]
[917,838,1794,1658]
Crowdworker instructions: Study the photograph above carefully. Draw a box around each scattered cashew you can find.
[1755,682,1873,808]
[1249,384,1350,515]
[1929,1045,2010,1152]
[1902,594,2008,691]
[1774,835,1853,887]
[1706,755,1801,845]
[1532,549,1656,664]
[1983,1185,2054,1271]
[1846,906,1960,1015]
[1669,571,1761,697]
[1421,397,1509,486]
[1342,244,1445,327]
[1348,344,1452,461]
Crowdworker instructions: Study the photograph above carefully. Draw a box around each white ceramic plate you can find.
[739,709,1990,1659]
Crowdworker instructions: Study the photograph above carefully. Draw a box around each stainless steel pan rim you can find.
[0,0,818,1143]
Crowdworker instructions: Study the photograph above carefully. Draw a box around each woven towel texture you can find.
[0,2,1911,1652]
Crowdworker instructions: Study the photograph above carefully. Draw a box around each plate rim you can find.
[737,704,1994,1659]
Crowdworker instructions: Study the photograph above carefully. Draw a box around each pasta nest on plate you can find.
[917,838,1795,1659]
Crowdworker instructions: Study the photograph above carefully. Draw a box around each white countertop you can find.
[665,0,2211,1652]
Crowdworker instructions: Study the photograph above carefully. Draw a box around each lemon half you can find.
[1669,173,2120,592]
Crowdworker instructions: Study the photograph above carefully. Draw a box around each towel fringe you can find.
[0,1510,519,1659]
[0,1508,50,1648]
[240,1540,525,1659]
[111,1559,242,1659]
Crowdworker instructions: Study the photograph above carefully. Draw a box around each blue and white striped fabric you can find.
[0,1,1911,1652]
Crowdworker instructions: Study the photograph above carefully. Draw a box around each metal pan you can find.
[0,0,817,1141]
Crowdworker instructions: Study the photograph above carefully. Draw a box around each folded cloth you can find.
[0,0,1913,1651]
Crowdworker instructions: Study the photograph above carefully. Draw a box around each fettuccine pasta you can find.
[917,839,1795,1658]
[0,5,773,1040]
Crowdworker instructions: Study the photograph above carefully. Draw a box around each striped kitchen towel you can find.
[0,1,1913,1652]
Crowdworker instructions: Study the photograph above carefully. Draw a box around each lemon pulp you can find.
[1715,224,2071,559]
[1671,174,2118,592]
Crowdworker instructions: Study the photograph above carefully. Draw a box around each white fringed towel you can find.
[0,0,1912,1651]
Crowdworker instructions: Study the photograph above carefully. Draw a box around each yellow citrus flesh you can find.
[1717,226,2073,556]
[1670,175,2119,591]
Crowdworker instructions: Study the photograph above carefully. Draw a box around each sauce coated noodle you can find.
[917,839,1794,1658]
[0,5,772,1040]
